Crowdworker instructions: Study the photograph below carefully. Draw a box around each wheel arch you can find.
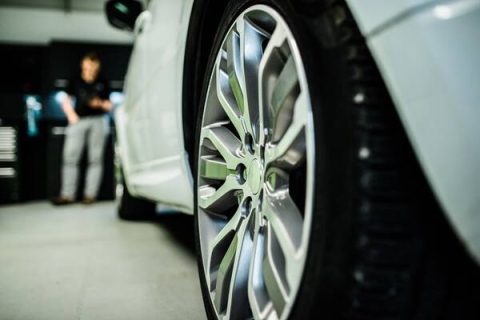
[349,0,480,266]
[182,0,231,171]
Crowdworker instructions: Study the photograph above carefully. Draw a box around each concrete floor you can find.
[0,201,207,320]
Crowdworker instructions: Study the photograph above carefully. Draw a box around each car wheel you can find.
[115,149,156,220]
[114,141,156,220]
[194,1,457,319]
[116,177,156,220]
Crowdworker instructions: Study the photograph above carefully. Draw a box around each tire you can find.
[193,1,475,319]
[114,139,156,220]
[116,172,156,221]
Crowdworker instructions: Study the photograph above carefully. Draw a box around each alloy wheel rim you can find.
[197,5,315,320]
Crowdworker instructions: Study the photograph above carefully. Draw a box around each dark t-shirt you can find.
[66,77,110,117]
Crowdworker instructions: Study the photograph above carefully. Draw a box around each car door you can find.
[117,6,155,172]
[118,0,195,211]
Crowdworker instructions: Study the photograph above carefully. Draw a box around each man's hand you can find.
[89,97,103,109]
[89,97,113,111]
[101,100,113,112]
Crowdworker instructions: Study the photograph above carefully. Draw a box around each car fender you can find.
[347,0,480,265]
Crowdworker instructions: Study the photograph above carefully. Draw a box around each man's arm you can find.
[62,95,79,124]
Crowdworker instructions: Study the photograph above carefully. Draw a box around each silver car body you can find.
[116,0,480,263]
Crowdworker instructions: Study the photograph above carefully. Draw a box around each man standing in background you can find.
[52,52,112,205]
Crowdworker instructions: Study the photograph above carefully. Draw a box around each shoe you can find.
[51,196,74,205]
[82,196,96,205]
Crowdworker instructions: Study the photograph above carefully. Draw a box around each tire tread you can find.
[321,1,425,319]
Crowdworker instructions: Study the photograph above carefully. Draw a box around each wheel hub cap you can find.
[248,159,263,194]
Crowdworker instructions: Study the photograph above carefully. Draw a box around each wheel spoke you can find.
[259,26,288,72]
[248,224,277,320]
[199,175,242,212]
[263,224,289,316]
[227,28,246,117]
[200,155,229,181]
[213,229,239,314]
[242,17,271,142]
[262,189,303,289]
[226,214,256,320]
[202,126,243,169]
[265,168,289,192]
[208,208,243,290]
[265,92,308,168]
[209,209,244,257]
[270,55,299,141]
[211,213,254,319]
[258,27,288,146]
[217,53,245,138]
[263,189,302,252]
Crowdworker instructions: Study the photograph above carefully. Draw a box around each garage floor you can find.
[0,201,207,320]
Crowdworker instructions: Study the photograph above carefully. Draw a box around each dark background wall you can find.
[0,44,46,95]
[47,41,132,92]
[0,44,47,202]
[0,41,132,203]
